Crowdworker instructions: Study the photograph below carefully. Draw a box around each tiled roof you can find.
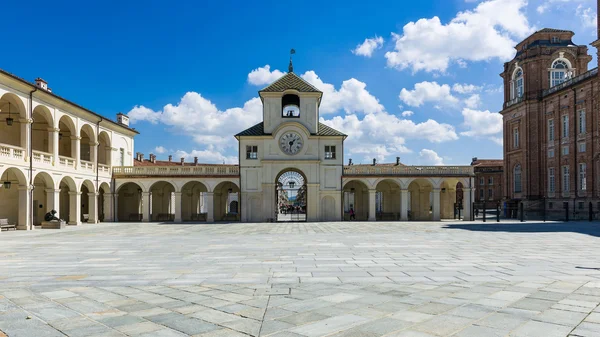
[134,160,237,167]
[536,28,574,34]
[235,122,346,137]
[472,159,503,167]
[347,163,405,167]
[259,72,321,93]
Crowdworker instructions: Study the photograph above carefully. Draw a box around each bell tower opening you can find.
[282,94,300,118]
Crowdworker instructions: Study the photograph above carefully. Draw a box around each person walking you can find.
[349,207,356,220]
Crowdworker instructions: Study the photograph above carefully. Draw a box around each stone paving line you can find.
[0,221,600,336]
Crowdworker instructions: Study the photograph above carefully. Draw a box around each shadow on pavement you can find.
[443,221,600,237]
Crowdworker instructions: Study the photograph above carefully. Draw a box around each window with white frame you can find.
[513,128,520,148]
[480,178,484,185]
[562,165,570,193]
[119,148,125,166]
[324,145,336,159]
[549,167,555,193]
[579,142,586,153]
[246,145,258,159]
[514,164,522,193]
[550,59,569,87]
[551,36,560,43]
[578,109,586,134]
[562,115,569,138]
[511,68,524,99]
[579,163,586,191]
[488,188,493,200]
[548,119,554,141]
[562,146,569,155]
[548,148,555,158]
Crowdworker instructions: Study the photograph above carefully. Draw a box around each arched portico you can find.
[375,179,401,221]
[0,93,26,150]
[150,181,176,221]
[275,169,306,222]
[214,181,240,221]
[80,124,96,169]
[0,167,29,229]
[407,178,433,221]
[99,182,111,222]
[181,181,208,221]
[59,176,78,225]
[32,105,54,159]
[81,180,98,223]
[343,180,369,221]
[98,131,111,166]
[117,182,143,222]
[32,172,56,225]
[58,115,77,167]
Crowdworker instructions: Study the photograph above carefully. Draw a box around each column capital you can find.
[70,136,82,141]
[18,185,33,191]
[368,189,377,193]
[48,127,60,132]
[68,191,82,196]
[463,187,472,192]
[432,188,441,193]
[46,188,61,193]
[205,192,214,196]
[90,142,100,146]
[19,118,33,124]
[87,192,100,197]
[174,192,182,196]
[142,191,151,196]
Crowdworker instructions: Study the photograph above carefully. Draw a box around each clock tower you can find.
[235,61,346,222]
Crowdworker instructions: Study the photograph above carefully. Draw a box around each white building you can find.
[0,66,475,229]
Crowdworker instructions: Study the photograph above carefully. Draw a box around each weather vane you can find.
[289,48,295,73]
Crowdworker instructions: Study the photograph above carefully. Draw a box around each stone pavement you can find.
[1,220,600,336]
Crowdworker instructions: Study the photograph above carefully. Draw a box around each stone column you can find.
[114,194,119,222]
[103,192,113,221]
[91,142,98,170]
[46,188,61,215]
[17,186,32,230]
[368,189,377,221]
[400,189,409,221]
[87,192,99,224]
[463,187,473,221]
[205,192,214,222]
[68,191,81,225]
[49,128,59,165]
[174,192,182,222]
[142,192,150,222]
[71,136,81,168]
[432,188,441,221]
[20,118,31,161]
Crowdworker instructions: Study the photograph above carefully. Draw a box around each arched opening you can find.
[214,181,240,221]
[80,180,95,223]
[407,179,434,221]
[80,124,96,166]
[98,131,111,166]
[511,67,523,100]
[58,115,76,161]
[59,177,77,224]
[0,93,26,149]
[375,179,401,221]
[32,172,55,225]
[117,182,142,222]
[342,180,369,221]
[455,182,464,219]
[99,182,110,222]
[440,179,461,220]
[282,94,300,118]
[0,167,27,228]
[31,105,53,157]
[276,170,306,221]
[181,181,208,221]
[550,58,572,87]
[150,181,176,221]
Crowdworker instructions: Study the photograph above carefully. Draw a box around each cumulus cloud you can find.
[154,146,167,154]
[385,0,532,73]
[576,4,598,29]
[401,110,414,117]
[463,94,482,108]
[460,108,503,145]
[352,36,384,57]
[419,149,445,165]
[399,81,459,107]
[247,65,286,85]
[174,149,238,165]
[452,83,482,94]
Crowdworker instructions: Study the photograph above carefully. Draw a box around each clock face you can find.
[279,132,303,155]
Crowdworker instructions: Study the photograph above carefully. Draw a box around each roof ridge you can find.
[259,72,322,93]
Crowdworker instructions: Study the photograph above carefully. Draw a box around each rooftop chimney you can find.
[116,112,130,127]
[180,157,185,166]
[194,157,198,165]
[135,152,143,161]
[396,157,400,165]
[472,157,478,164]
[372,158,376,166]
[35,78,48,91]
[168,155,172,162]
[149,154,156,163]
[348,158,353,166]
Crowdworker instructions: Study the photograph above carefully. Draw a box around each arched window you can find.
[511,68,523,100]
[514,164,522,193]
[550,59,571,87]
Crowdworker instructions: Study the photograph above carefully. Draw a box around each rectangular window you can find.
[562,115,569,138]
[480,177,484,185]
[324,145,336,159]
[488,188,493,200]
[488,177,493,185]
[562,146,569,156]
[246,145,258,159]
[579,142,586,153]
[549,167,555,193]
[562,165,570,193]
[513,128,519,148]
[579,163,586,191]
[552,71,565,87]
[119,148,125,166]
[578,109,586,134]
[548,149,555,158]
[548,119,554,141]
[479,189,484,200]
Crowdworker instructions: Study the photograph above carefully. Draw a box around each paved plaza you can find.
[1,221,600,337]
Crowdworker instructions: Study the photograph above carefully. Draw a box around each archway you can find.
[117,182,142,222]
[58,116,76,163]
[342,180,369,221]
[80,180,96,223]
[214,181,240,221]
[407,179,434,221]
[375,179,401,221]
[150,181,176,221]
[0,93,26,149]
[31,105,53,157]
[98,182,110,222]
[59,176,77,224]
[0,167,28,228]
[440,178,461,220]
[98,131,111,166]
[32,172,55,225]
[80,124,96,165]
[276,170,306,222]
[181,181,209,221]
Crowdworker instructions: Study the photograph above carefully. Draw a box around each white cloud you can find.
[464,94,482,108]
[247,65,286,85]
[399,81,459,107]
[174,149,238,165]
[419,149,445,165]
[576,5,597,29]
[460,108,503,145]
[401,110,414,117]
[385,0,532,73]
[452,83,482,94]
[154,146,167,154]
[352,36,384,57]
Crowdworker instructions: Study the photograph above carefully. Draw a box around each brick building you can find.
[499,3,600,219]
[471,158,503,207]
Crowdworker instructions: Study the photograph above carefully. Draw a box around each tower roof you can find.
[259,72,321,93]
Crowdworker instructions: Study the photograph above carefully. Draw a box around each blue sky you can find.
[2,0,598,165]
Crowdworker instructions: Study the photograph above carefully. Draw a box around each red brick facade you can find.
[500,25,600,219]
[471,158,503,207]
